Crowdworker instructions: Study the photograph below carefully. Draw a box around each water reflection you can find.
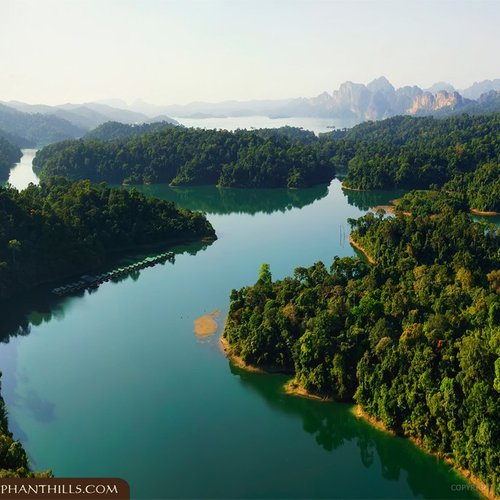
[23,389,56,423]
[4,149,39,190]
[341,187,407,211]
[127,184,329,215]
[0,240,211,342]
[228,364,478,500]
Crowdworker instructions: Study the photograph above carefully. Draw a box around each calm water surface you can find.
[0,155,479,499]
[174,115,360,134]
[5,149,39,189]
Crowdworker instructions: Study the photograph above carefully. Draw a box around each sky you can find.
[0,0,499,106]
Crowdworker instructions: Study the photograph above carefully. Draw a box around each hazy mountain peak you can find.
[367,76,395,94]
[461,79,500,99]
[94,98,128,108]
[426,81,455,93]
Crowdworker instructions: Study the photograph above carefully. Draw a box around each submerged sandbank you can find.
[194,309,221,338]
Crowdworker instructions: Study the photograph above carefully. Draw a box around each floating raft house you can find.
[51,252,175,296]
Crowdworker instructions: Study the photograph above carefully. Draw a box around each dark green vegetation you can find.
[34,113,499,209]
[340,114,499,198]
[0,178,215,301]
[0,138,22,181]
[444,162,500,213]
[131,183,328,216]
[84,120,177,141]
[33,127,336,188]
[395,169,500,215]
[224,206,499,496]
[0,389,51,477]
[0,104,85,147]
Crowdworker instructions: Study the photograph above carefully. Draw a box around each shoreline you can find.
[218,335,292,374]
[340,182,367,192]
[371,204,397,215]
[352,405,495,500]
[348,235,376,264]
[0,233,216,305]
[283,379,333,401]
[220,335,495,499]
[219,336,266,373]
[351,404,396,436]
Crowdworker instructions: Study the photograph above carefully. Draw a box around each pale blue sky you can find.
[0,0,498,105]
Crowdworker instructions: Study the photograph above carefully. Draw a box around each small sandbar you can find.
[194,309,221,338]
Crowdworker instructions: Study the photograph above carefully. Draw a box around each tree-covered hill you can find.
[33,127,336,188]
[0,178,215,301]
[84,120,178,141]
[0,137,22,181]
[224,205,499,496]
[0,104,85,147]
[0,128,32,149]
[339,113,499,193]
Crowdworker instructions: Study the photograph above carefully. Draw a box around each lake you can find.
[0,153,479,499]
[173,115,361,134]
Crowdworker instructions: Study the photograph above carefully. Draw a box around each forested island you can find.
[32,114,500,211]
[0,137,22,181]
[33,126,335,188]
[223,195,499,497]
[0,178,215,301]
[83,120,177,141]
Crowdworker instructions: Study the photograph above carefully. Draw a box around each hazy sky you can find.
[1,0,499,105]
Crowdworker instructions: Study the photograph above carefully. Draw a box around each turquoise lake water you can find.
[0,154,481,499]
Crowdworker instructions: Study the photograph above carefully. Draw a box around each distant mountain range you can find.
[0,77,499,147]
[0,101,179,147]
[122,76,499,122]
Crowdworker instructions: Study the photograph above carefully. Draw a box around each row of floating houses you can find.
[51,252,175,296]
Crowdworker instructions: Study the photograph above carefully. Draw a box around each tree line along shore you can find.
[28,113,499,212]
[223,194,499,498]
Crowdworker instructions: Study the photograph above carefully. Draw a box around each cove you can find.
[0,154,479,499]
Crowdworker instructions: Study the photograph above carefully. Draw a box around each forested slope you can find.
[339,114,499,194]
[0,137,22,181]
[0,104,85,147]
[0,178,215,301]
[224,201,499,495]
[84,120,177,141]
